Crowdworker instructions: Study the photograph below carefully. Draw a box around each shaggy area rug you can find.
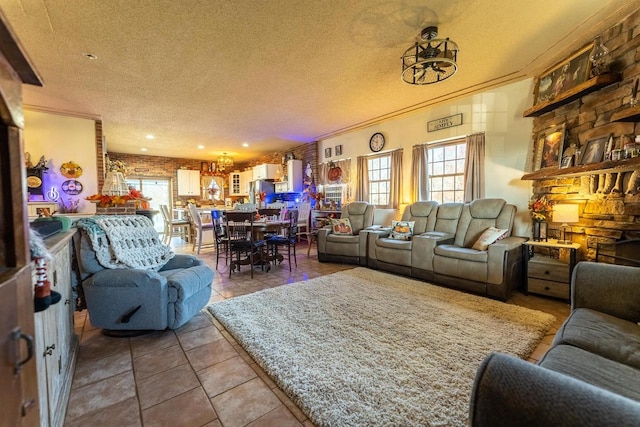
[208,268,555,427]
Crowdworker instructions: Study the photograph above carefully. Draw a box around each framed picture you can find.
[325,147,332,158]
[335,145,343,156]
[210,162,216,173]
[560,156,573,169]
[534,43,593,105]
[539,124,566,169]
[200,161,210,172]
[578,136,608,165]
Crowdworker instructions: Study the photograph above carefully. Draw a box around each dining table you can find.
[227,218,291,273]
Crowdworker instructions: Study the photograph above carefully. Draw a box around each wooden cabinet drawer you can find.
[528,278,570,299]
[528,256,569,283]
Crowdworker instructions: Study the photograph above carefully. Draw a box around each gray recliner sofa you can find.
[367,199,525,300]
[317,201,375,265]
[470,262,640,426]
[74,217,214,332]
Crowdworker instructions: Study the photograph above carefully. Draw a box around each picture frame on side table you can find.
[534,43,593,105]
[539,124,566,169]
[578,135,608,165]
[560,156,573,169]
[325,147,332,158]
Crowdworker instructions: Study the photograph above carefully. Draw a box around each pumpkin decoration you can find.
[60,161,83,178]
[327,162,342,182]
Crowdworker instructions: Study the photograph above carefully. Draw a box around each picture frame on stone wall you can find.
[539,124,566,169]
[532,134,545,171]
[578,136,607,165]
[533,43,594,105]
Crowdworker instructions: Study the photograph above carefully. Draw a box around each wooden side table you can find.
[523,241,580,301]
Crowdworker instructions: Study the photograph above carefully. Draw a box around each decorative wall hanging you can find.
[61,180,83,195]
[533,43,593,105]
[427,113,463,132]
[60,161,83,178]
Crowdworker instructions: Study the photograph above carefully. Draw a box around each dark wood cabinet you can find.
[0,14,44,427]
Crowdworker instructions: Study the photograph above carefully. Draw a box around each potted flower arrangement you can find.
[311,192,325,209]
[528,195,553,241]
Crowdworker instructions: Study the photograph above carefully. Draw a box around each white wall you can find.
[319,78,536,236]
[24,110,98,213]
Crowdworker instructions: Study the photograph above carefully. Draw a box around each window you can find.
[368,154,391,207]
[427,139,466,203]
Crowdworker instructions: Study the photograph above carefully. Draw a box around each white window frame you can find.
[368,153,391,207]
[427,137,466,204]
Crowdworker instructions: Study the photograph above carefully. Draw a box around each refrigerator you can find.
[248,180,275,204]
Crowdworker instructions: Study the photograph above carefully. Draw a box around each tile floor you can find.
[64,238,570,427]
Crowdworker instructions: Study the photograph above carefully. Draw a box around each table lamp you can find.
[553,204,579,244]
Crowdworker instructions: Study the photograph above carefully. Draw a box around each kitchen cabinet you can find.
[240,171,252,195]
[252,163,281,181]
[177,169,201,196]
[34,231,78,427]
[229,171,252,196]
[274,159,303,193]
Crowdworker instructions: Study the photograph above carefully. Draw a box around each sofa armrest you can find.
[317,227,331,254]
[411,233,455,272]
[572,262,640,323]
[85,268,167,288]
[364,228,392,262]
[470,352,640,427]
[161,254,204,271]
[485,236,525,285]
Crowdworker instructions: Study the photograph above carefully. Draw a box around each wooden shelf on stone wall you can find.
[521,156,640,180]
[611,106,640,122]
[523,73,621,118]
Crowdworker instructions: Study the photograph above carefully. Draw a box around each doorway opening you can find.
[125,177,171,232]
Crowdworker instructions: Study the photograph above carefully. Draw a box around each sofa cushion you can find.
[539,344,640,402]
[471,227,508,251]
[326,233,360,244]
[552,308,640,369]
[331,218,353,235]
[390,220,415,240]
[468,198,506,218]
[433,244,489,263]
[376,238,412,250]
[402,202,437,234]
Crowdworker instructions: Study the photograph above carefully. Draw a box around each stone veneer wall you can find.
[107,141,317,205]
[530,9,640,261]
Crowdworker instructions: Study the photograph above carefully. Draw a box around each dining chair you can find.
[225,211,268,278]
[187,203,215,254]
[211,210,229,269]
[296,202,311,243]
[267,209,298,271]
[160,204,191,245]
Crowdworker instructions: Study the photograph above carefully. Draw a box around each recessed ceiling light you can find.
[82,53,98,60]
[141,148,148,152]
[197,145,205,149]
[145,134,155,140]
[242,143,249,147]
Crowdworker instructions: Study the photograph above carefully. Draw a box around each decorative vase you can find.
[532,220,547,242]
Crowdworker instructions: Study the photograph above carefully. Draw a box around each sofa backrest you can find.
[341,202,375,234]
[401,201,438,234]
[454,199,515,248]
[433,203,464,234]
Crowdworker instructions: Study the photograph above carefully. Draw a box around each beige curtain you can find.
[411,144,429,202]
[355,156,369,201]
[464,132,485,202]
[389,149,403,209]
[317,163,329,187]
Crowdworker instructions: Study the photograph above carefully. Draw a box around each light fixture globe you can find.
[402,26,459,85]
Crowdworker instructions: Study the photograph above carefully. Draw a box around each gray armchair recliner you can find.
[317,201,375,265]
[74,216,213,332]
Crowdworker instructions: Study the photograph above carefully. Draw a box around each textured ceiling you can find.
[0,0,635,162]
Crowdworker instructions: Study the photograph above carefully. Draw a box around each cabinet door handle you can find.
[12,327,34,375]
[44,343,56,357]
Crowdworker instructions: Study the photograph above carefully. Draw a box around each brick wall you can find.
[530,9,640,260]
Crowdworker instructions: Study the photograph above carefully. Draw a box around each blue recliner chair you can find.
[73,215,213,333]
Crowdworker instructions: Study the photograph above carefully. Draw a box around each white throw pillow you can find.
[390,220,415,241]
[472,227,509,251]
